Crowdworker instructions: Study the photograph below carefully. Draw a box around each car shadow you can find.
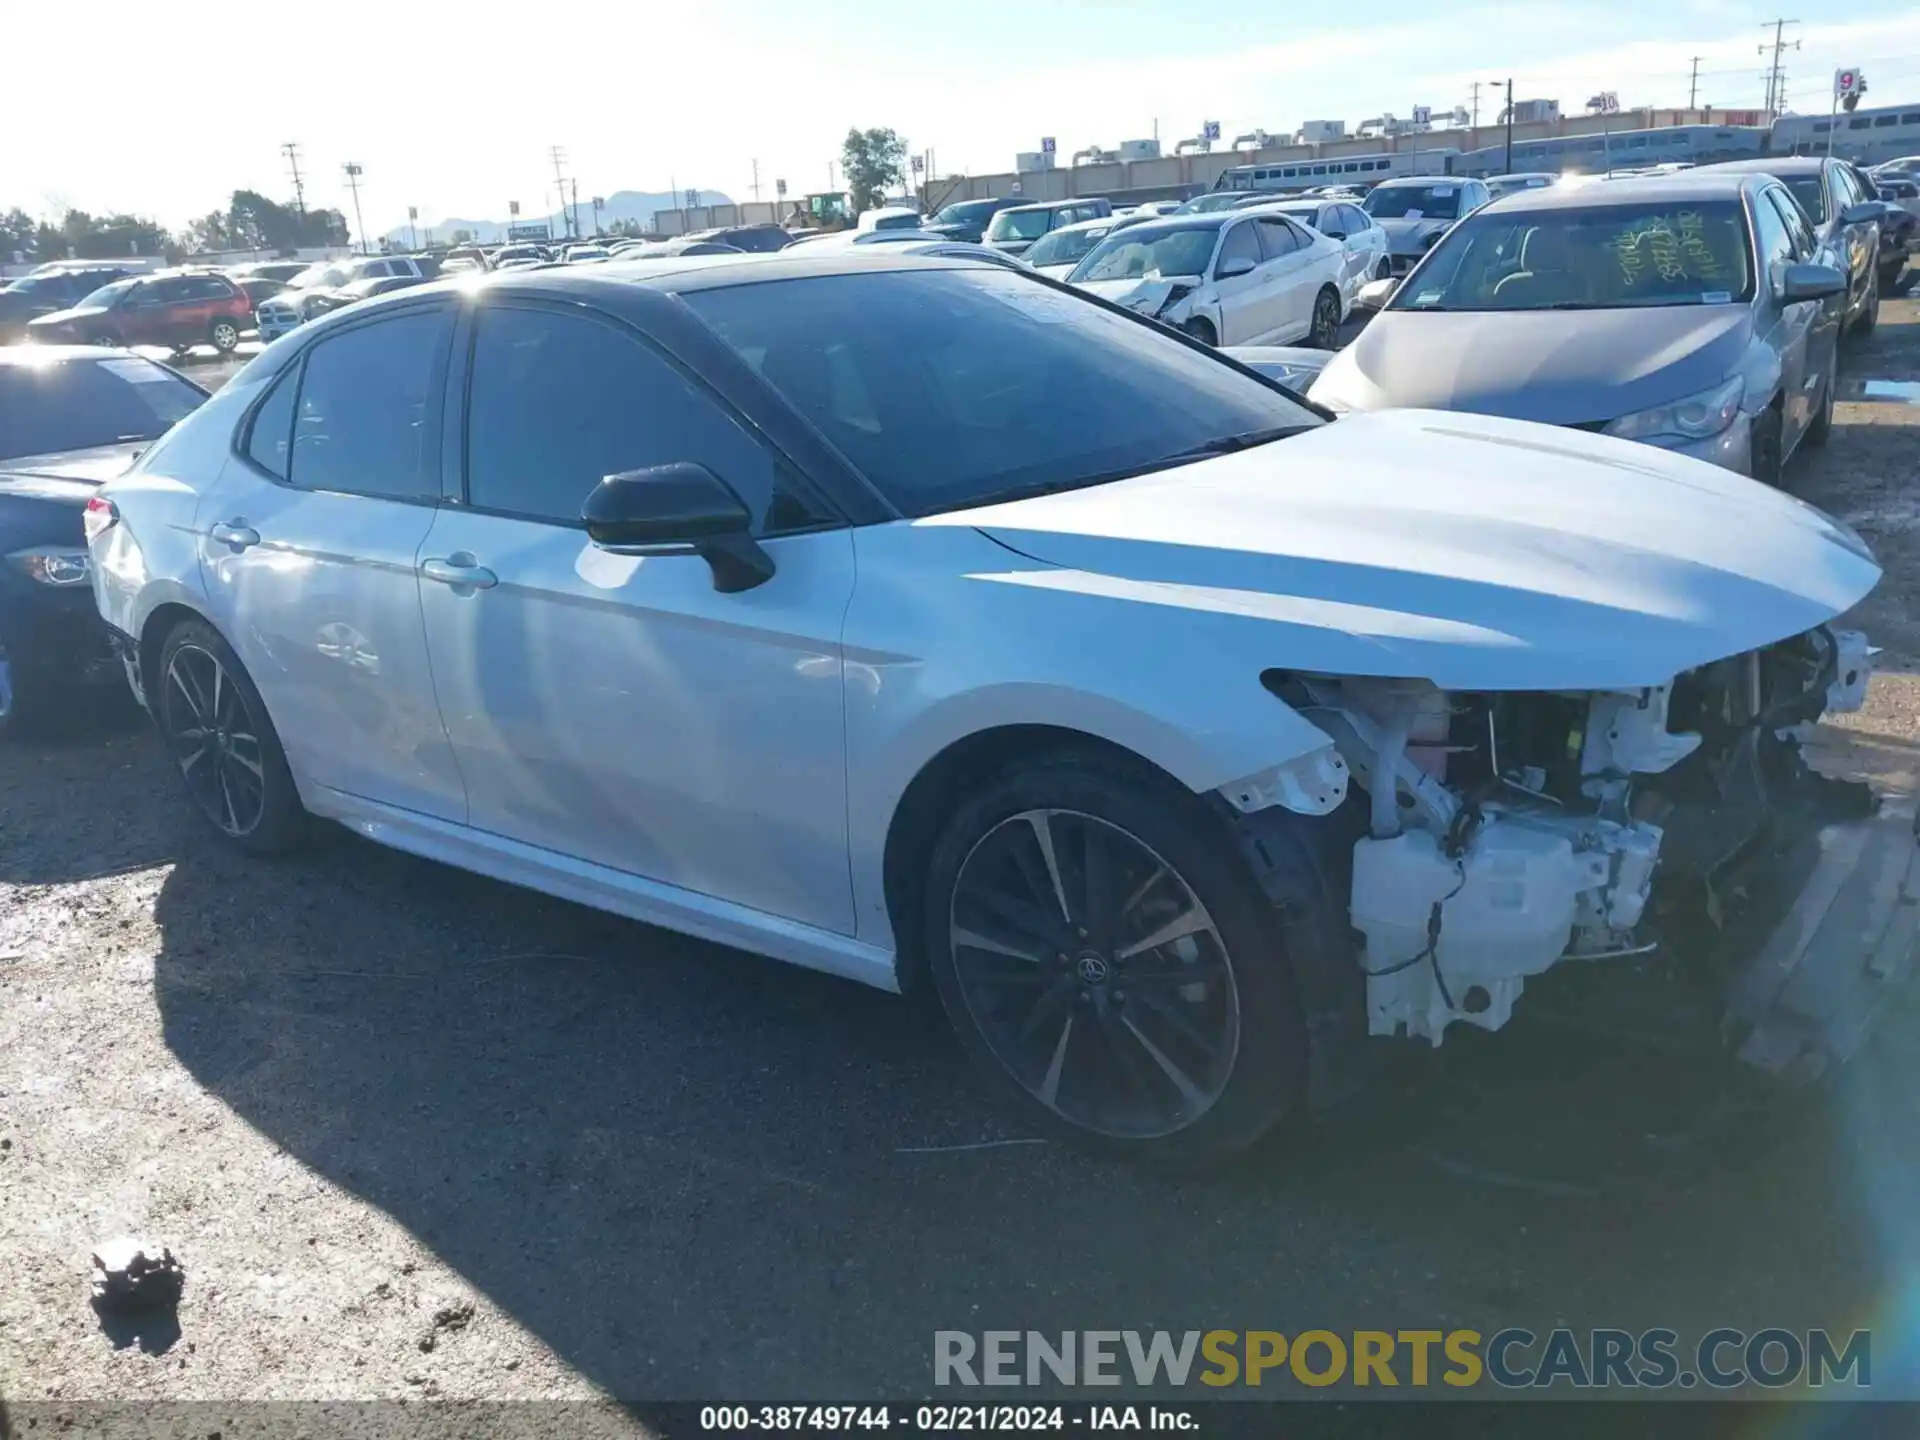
[145,809,1920,1399]
[0,707,172,886]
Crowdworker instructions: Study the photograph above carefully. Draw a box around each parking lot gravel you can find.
[5,300,1920,1415]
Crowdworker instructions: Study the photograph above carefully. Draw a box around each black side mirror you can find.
[581,463,775,594]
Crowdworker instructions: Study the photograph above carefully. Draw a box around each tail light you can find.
[83,495,119,544]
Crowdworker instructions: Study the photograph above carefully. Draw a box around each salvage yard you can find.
[6,300,1920,1409]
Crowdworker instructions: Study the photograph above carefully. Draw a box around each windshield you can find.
[76,279,139,309]
[1024,225,1111,268]
[1365,184,1464,220]
[1783,176,1827,223]
[1068,225,1219,283]
[0,356,206,461]
[986,209,1060,241]
[1391,200,1754,311]
[683,268,1317,518]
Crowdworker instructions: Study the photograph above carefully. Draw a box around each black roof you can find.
[1477,172,1757,212]
[1693,156,1834,178]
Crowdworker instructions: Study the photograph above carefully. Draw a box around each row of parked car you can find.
[0,149,1911,1167]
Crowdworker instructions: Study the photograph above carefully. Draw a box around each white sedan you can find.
[86,250,1901,1167]
[1066,211,1347,348]
[1238,197,1391,309]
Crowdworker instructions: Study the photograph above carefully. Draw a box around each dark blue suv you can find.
[0,347,206,736]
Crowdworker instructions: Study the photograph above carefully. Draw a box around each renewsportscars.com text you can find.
[933,1328,1871,1390]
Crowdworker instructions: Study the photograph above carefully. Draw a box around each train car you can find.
[1772,102,1920,167]
[1213,148,1461,195]
[1454,123,1769,178]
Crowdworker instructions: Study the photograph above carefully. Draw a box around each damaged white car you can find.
[86,253,1913,1166]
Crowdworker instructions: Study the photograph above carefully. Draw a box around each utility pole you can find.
[1490,77,1514,174]
[1687,56,1702,110]
[549,146,572,238]
[1469,82,1481,131]
[282,142,307,218]
[1760,19,1800,116]
[751,158,761,202]
[570,178,580,238]
[342,163,367,255]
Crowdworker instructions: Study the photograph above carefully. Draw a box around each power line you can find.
[282,142,306,218]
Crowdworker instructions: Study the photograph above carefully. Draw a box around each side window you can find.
[1751,190,1795,278]
[244,366,299,480]
[289,307,452,500]
[1769,189,1815,259]
[1255,217,1301,259]
[464,304,814,533]
[182,276,229,300]
[139,279,188,306]
[1216,222,1263,274]
[1827,166,1853,218]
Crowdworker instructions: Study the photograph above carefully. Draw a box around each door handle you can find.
[421,556,498,589]
[209,520,260,550]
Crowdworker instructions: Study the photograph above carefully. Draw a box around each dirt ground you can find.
[6,298,1920,1420]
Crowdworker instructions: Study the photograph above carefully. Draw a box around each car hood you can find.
[1375,217,1452,252]
[942,408,1878,692]
[27,305,109,328]
[1073,276,1202,313]
[987,237,1036,254]
[1031,263,1078,280]
[924,222,976,239]
[1311,305,1753,426]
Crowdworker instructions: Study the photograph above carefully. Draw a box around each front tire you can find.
[209,319,241,353]
[153,619,307,854]
[1181,316,1217,346]
[1750,405,1785,487]
[922,751,1312,1167]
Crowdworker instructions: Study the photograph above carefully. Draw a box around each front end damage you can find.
[1264,625,1918,1081]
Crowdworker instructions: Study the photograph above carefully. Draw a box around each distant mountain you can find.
[381,189,733,248]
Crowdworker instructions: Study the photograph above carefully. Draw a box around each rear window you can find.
[683,268,1318,519]
[1364,184,1464,220]
[0,357,206,462]
[1393,200,1754,311]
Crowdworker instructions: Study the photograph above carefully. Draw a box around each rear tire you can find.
[1850,270,1879,336]
[209,319,240,353]
[1309,286,1342,349]
[1181,316,1217,346]
[922,749,1317,1168]
[153,619,308,855]
[1806,352,1837,447]
[1750,404,1785,487]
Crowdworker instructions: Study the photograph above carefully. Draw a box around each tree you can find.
[840,127,907,214]
[180,210,233,255]
[449,228,474,245]
[1,207,35,263]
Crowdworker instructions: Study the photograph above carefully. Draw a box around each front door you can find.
[193,302,468,820]
[416,298,858,932]
[1252,216,1315,340]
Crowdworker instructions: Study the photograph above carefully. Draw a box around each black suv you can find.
[0,267,134,343]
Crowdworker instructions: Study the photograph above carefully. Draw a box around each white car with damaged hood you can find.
[86,251,1910,1166]
[1067,211,1348,349]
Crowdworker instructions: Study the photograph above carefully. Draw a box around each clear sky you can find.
[7,0,1920,238]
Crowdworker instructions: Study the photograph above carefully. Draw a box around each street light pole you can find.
[343,163,367,255]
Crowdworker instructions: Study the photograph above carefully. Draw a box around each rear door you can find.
[1252,215,1315,339]
[120,277,187,346]
[193,301,467,820]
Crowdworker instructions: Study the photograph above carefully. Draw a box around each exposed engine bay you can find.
[1263,626,1882,1053]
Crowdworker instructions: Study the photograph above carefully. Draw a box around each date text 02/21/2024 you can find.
[698,1405,1195,1432]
